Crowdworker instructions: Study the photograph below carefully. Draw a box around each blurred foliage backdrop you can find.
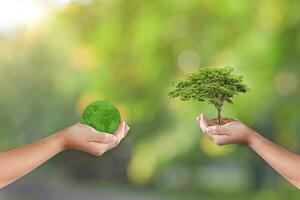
[0,0,300,199]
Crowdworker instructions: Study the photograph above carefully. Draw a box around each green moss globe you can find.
[81,100,121,133]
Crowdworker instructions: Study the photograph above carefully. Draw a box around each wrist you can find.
[52,130,67,152]
[246,129,261,148]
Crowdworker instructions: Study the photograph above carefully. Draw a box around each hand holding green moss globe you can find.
[81,101,121,133]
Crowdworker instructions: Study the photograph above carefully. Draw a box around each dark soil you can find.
[207,118,237,126]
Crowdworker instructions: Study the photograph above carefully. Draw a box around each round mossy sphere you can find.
[81,101,121,133]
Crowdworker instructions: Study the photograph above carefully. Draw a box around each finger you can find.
[89,132,116,143]
[119,123,130,139]
[211,135,229,146]
[87,142,108,156]
[124,124,130,136]
[196,114,202,124]
[224,121,241,126]
[205,131,214,140]
[198,114,208,132]
[114,121,126,140]
[196,116,200,123]
[205,126,228,135]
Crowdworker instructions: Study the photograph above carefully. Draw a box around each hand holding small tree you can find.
[169,67,248,124]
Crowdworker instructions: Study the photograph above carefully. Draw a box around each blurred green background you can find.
[0,0,300,199]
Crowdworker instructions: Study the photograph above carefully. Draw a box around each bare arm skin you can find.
[0,121,129,189]
[197,114,300,189]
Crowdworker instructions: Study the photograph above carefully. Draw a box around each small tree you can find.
[169,67,248,124]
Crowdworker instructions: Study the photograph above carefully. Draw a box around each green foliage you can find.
[1,0,300,195]
[82,101,121,133]
[169,67,248,121]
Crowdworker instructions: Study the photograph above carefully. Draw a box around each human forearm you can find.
[198,114,300,189]
[0,122,129,189]
[0,131,65,188]
[248,131,300,189]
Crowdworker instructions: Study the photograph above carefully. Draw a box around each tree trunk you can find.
[217,109,222,124]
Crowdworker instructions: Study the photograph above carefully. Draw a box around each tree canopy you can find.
[169,67,248,122]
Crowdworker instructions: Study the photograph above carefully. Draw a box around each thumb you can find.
[197,114,208,132]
